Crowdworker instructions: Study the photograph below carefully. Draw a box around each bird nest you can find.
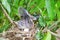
[0,26,37,40]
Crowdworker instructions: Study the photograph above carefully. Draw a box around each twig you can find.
[47,30,60,38]
[49,20,60,30]
[43,20,60,32]
[42,27,47,32]
[0,3,18,27]
[42,28,60,38]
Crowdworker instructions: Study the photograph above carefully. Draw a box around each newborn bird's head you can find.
[18,7,30,19]
[18,7,36,20]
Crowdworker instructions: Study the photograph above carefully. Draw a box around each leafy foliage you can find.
[0,0,60,40]
[42,32,51,40]
[2,0,11,13]
[45,0,56,20]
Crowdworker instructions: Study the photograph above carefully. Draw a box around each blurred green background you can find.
[0,0,60,40]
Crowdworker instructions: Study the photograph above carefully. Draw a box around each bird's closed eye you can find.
[19,29,24,31]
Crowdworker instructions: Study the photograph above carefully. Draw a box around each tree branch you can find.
[42,27,60,38]
[47,30,60,38]
[49,20,60,30]
[0,3,18,27]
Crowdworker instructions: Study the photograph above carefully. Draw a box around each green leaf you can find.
[0,20,10,33]
[0,12,4,19]
[2,0,11,13]
[42,32,51,40]
[0,24,10,33]
[13,0,19,7]
[51,35,56,40]
[57,0,60,8]
[36,32,41,40]
[19,0,24,6]
[39,16,46,27]
[56,1,60,20]
[36,31,44,40]
[38,0,45,9]
[57,10,60,20]
[45,0,55,20]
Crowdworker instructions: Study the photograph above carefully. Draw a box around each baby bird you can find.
[17,7,36,32]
